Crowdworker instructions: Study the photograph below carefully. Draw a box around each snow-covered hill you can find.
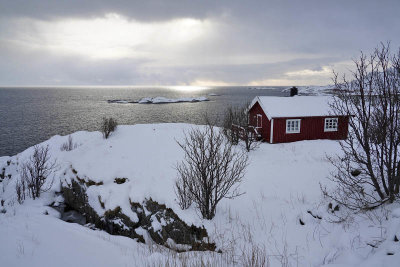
[1,124,400,266]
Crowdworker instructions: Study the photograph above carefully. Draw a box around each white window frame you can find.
[324,118,338,132]
[286,119,301,133]
[256,114,262,128]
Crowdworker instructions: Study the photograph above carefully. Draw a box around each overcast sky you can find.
[0,0,399,86]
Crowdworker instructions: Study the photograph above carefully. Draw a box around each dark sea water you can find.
[0,86,287,156]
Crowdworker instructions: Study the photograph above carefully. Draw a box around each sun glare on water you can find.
[169,85,209,92]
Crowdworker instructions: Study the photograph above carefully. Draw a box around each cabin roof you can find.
[250,96,341,120]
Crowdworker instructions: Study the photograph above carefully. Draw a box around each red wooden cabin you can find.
[248,96,349,143]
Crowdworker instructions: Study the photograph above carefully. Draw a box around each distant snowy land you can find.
[282,85,337,95]
[1,123,400,266]
[247,85,337,95]
[107,96,209,104]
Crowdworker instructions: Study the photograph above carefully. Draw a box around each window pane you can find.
[287,119,300,132]
[325,118,338,131]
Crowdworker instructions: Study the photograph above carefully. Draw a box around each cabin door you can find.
[256,114,262,128]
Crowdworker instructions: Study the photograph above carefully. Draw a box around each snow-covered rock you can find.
[108,96,209,104]
[248,86,279,90]
[107,99,136,104]
[61,178,212,251]
[141,96,209,103]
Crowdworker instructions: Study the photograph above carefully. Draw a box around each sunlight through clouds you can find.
[244,60,356,86]
[10,13,210,60]
[285,66,332,77]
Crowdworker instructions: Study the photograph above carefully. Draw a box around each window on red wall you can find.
[286,119,301,133]
[324,118,338,132]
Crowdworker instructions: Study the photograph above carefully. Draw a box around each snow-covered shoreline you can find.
[247,85,337,95]
[1,123,400,266]
[282,85,337,95]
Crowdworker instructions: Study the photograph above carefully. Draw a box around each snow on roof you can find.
[250,96,338,119]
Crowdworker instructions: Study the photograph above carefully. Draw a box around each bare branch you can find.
[101,117,118,139]
[20,145,57,199]
[325,43,400,211]
[175,123,249,219]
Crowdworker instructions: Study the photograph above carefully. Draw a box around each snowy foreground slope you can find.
[1,123,400,266]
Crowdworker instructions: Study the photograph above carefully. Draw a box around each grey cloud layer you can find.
[0,0,399,85]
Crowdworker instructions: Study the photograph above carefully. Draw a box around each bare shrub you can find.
[239,123,261,152]
[60,135,77,151]
[223,103,261,152]
[0,167,5,181]
[223,105,242,145]
[101,117,118,139]
[20,145,56,199]
[15,179,26,204]
[175,124,248,219]
[323,43,400,211]
[175,178,192,210]
[241,244,268,267]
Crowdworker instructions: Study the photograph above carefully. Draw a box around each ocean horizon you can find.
[0,86,287,156]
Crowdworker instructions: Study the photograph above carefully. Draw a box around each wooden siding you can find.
[272,116,349,143]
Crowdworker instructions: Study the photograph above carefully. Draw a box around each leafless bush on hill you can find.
[223,105,242,145]
[15,179,26,204]
[175,177,193,210]
[175,123,249,219]
[101,117,118,139]
[20,145,57,199]
[241,244,268,267]
[60,135,78,151]
[223,103,261,152]
[323,43,400,211]
[240,123,261,152]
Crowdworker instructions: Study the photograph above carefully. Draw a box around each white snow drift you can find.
[1,123,400,266]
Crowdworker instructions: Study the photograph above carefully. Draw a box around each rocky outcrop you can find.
[131,198,214,251]
[60,178,215,252]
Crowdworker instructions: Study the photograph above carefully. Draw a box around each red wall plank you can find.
[272,116,349,143]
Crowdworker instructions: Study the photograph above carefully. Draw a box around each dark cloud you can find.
[0,0,220,21]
